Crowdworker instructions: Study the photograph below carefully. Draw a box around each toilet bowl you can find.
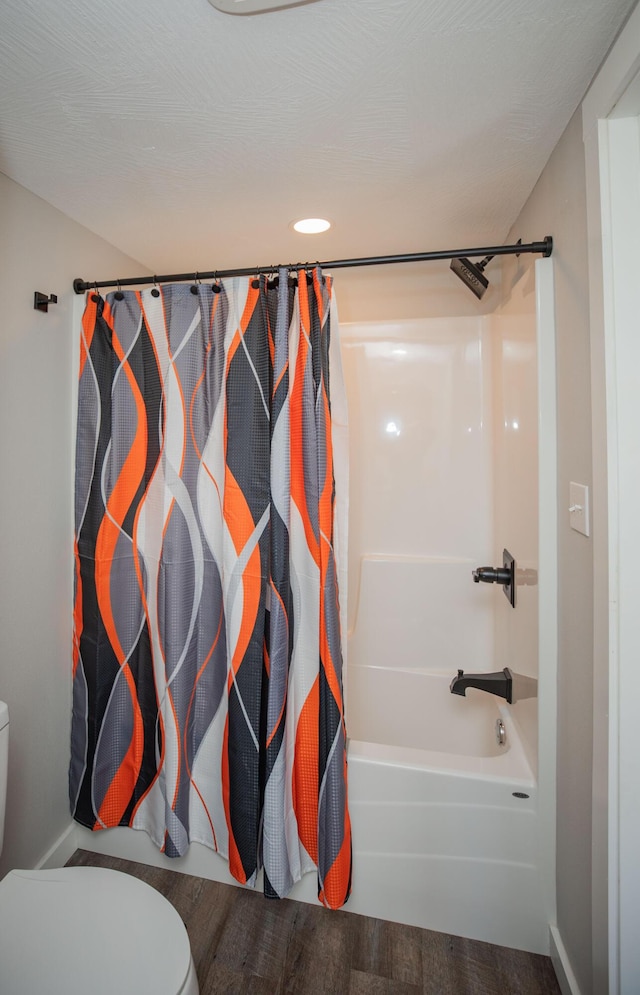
[0,703,199,995]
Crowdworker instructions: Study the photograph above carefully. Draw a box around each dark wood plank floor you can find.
[67,849,561,995]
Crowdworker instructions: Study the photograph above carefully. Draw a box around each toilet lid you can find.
[0,866,195,995]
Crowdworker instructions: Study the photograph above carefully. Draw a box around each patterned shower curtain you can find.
[70,268,351,909]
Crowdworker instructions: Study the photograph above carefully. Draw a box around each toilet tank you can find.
[0,702,8,857]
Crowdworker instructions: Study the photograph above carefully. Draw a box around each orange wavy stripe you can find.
[292,675,319,865]
[72,538,83,680]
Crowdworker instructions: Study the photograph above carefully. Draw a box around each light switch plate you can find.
[569,481,590,537]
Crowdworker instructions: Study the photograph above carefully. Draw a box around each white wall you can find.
[336,261,502,323]
[0,171,149,877]
[498,109,595,994]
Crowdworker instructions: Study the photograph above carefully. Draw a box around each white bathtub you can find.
[342,666,546,954]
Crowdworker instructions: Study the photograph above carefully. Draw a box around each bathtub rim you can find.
[346,734,536,789]
[345,664,536,786]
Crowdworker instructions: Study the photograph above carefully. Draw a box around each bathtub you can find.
[71,658,546,954]
[340,665,546,954]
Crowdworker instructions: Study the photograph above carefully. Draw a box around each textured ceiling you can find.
[0,0,635,302]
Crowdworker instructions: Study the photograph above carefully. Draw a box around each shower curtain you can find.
[70,268,351,909]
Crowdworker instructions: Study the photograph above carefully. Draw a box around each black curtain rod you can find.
[73,236,552,294]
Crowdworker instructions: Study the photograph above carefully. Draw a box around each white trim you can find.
[550,925,583,995]
[604,110,640,995]
[582,7,640,130]
[536,257,558,933]
[583,7,640,993]
[34,823,78,870]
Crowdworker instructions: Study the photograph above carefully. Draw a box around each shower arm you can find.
[72,237,553,294]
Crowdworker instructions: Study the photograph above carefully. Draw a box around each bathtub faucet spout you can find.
[450,667,513,703]
[450,668,538,703]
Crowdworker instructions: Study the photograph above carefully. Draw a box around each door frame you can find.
[583,7,640,993]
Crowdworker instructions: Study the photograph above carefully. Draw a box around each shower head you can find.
[450,254,493,300]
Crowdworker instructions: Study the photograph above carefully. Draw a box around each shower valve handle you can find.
[473,566,512,585]
[472,549,516,608]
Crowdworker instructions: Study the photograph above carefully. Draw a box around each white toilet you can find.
[0,701,199,995]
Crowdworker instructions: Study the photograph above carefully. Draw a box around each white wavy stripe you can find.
[223,277,249,355]
[198,275,249,572]
[160,461,205,689]
[270,394,290,525]
[131,291,181,834]
[111,309,143,397]
[97,311,145,540]
[287,502,321,723]
[279,292,319,876]
[238,320,269,420]
[328,292,349,671]
[263,747,294,896]
[198,388,226,568]
[144,305,205,690]
[168,305,201,364]
[130,523,180,846]
[97,308,144,544]
[133,524,181,838]
[188,695,229,857]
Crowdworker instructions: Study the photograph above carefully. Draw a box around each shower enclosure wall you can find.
[323,257,555,954]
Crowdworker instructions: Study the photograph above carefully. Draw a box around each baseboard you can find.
[35,822,78,870]
[73,824,241,888]
[549,925,582,995]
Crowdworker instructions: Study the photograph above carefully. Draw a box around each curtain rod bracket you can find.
[34,291,58,313]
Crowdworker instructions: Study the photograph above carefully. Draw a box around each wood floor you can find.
[67,849,561,995]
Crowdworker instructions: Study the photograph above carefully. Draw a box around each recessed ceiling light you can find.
[292,218,331,234]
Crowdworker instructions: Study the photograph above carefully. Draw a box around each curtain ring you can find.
[115,280,124,301]
[190,272,200,295]
[151,276,160,298]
